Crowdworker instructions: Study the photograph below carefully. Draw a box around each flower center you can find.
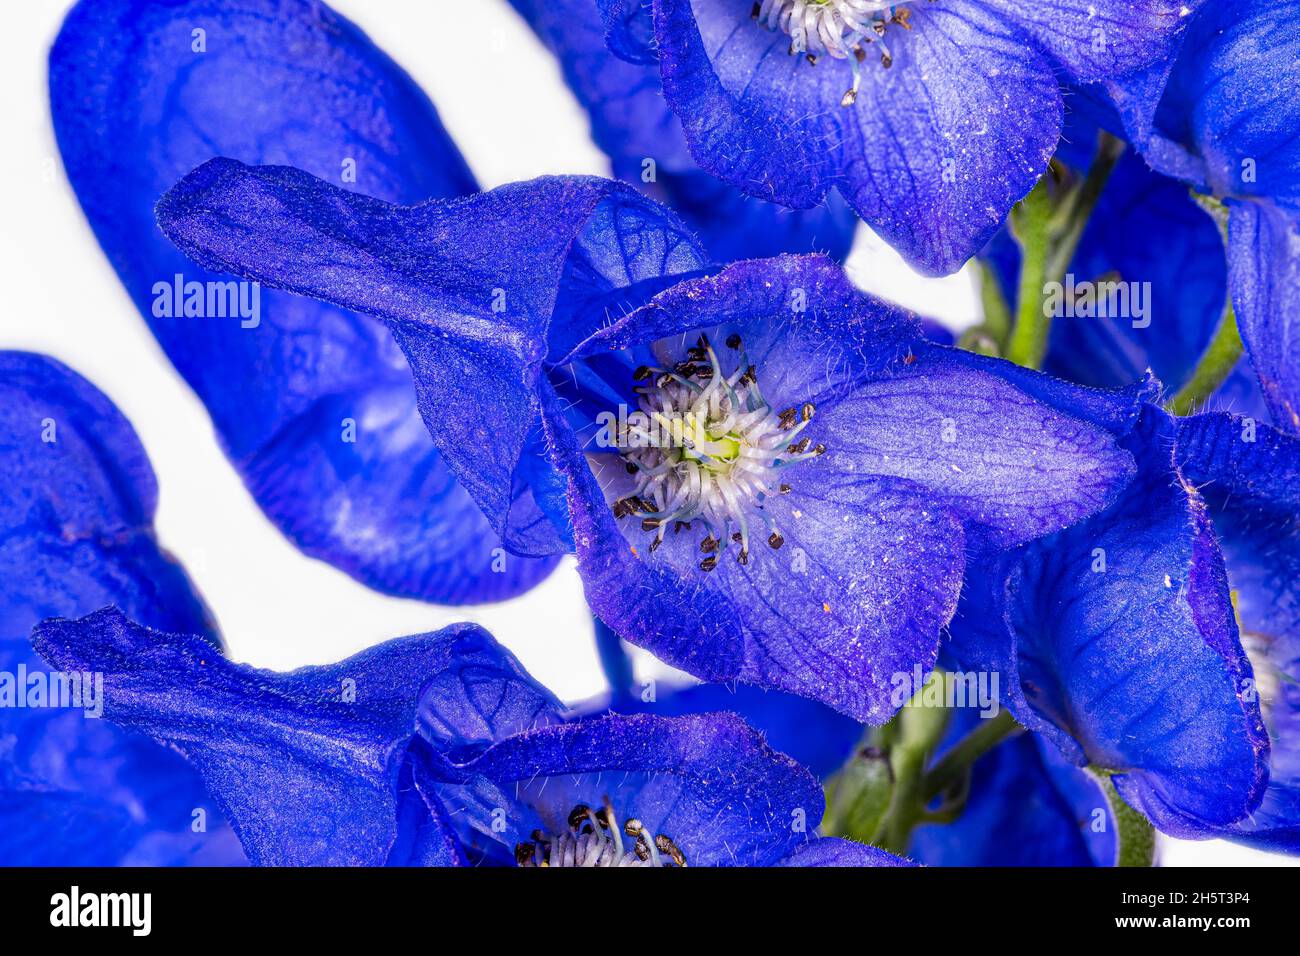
[611,332,824,572]
[515,799,687,868]
[752,0,917,105]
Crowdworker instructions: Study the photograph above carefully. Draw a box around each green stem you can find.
[1005,133,1126,370]
[1088,768,1157,867]
[1004,180,1054,369]
[958,261,1014,356]
[921,709,1022,804]
[1165,301,1243,416]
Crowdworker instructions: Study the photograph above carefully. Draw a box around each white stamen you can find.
[612,334,822,571]
[517,799,686,868]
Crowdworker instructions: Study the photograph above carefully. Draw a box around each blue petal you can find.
[1227,201,1300,434]
[510,0,857,261]
[605,680,862,779]
[0,351,240,866]
[776,837,914,867]
[156,159,707,555]
[30,609,554,866]
[594,0,659,64]
[949,408,1270,836]
[1152,0,1300,211]
[1176,413,1300,850]
[815,343,1141,549]
[980,0,1192,83]
[653,0,1064,274]
[543,256,1139,721]
[425,711,828,866]
[48,0,553,600]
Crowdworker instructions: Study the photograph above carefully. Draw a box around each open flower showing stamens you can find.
[32,609,909,868]
[618,0,1194,274]
[155,162,1149,723]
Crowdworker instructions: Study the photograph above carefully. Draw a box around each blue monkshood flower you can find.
[1174,413,1300,851]
[0,351,244,866]
[593,0,1194,275]
[1074,0,1300,432]
[49,0,559,601]
[948,406,1272,838]
[588,625,1117,864]
[32,608,911,868]
[151,157,1152,721]
[507,0,859,263]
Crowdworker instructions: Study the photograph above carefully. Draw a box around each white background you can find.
[1,0,1291,866]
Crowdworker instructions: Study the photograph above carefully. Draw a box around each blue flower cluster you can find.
[3,0,1297,866]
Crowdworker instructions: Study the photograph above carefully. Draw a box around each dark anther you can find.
[740,365,757,386]
[769,532,785,550]
[700,555,719,572]
[674,521,691,534]
[788,438,811,454]
[633,838,651,861]
[731,532,743,544]
[567,804,592,830]
[779,407,798,429]
[751,1,760,17]
[656,835,688,867]
[814,443,827,456]
[633,365,652,381]
[649,537,663,553]
[726,333,742,349]
[515,842,536,866]
[696,333,711,350]
[675,362,699,377]
[613,498,636,519]
[737,549,750,566]
[594,806,612,829]
[687,346,707,361]
[700,535,719,554]
[625,462,637,474]
[854,47,866,62]
[624,818,645,837]
[806,54,818,66]
[779,483,792,494]
[801,402,815,421]
[641,517,663,532]
[881,51,893,68]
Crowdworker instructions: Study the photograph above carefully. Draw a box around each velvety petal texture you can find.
[32,610,900,867]
[949,409,1270,837]
[0,352,240,866]
[156,160,709,555]
[647,0,1187,274]
[49,0,557,600]
[1176,413,1300,850]
[598,680,862,779]
[31,609,564,866]
[544,255,1141,721]
[510,0,858,262]
[776,837,915,867]
[1139,0,1300,211]
[1227,201,1300,434]
[421,711,837,866]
